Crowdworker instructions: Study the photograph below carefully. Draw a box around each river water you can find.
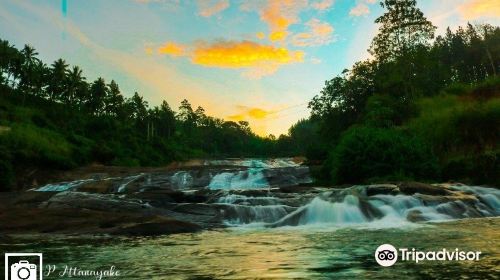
[2,218,499,279]
[3,158,500,279]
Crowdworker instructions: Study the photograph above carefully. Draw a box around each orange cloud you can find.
[157,42,185,56]
[292,18,334,47]
[259,0,308,42]
[155,40,304,78]
[458,0,500,20]
[191,40,304,68]
[198,0,229,17]
[228,106,274,121]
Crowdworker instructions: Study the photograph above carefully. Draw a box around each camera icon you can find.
[11,261,37,280]
[4,253,43,280]
[375,244,398,267]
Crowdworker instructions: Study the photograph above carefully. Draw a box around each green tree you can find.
[369,0,436,61]
[104,80,124,116]
[47,58,69,101]
[87,77,107,115]
[65,66,86,106]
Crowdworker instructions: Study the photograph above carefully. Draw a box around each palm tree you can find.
[19,45,40,93]
[66,66,86,106]
[47,58,68,101]
[87,77,108,115]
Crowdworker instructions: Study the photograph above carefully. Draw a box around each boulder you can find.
[365,184,399,196]
[76,179,117,193]
[13,191,57,205]
[40,191,159,214]
[398,182,449,196]
[406,209,427,222]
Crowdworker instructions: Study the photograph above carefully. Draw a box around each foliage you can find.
[306,0,500,184]
[0,39,282,189]
[329,126,439,184]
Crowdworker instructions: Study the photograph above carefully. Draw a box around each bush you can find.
[329,126,439,184]
[4,124,75,168]
[443,150,499,185]
[0,145,13,190]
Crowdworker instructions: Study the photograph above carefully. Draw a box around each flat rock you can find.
[398,182,449,196]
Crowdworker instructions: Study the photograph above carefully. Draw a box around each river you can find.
[1,158,499,279]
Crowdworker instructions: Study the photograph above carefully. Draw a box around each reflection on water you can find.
[1,218,499,279]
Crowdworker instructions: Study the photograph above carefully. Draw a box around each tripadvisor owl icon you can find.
[375,244,398,267]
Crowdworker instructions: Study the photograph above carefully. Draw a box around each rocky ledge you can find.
[0,181,498,236]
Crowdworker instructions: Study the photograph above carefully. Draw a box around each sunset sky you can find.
[1,0,499,136]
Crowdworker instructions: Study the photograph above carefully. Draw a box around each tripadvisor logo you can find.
[374,244,481,267]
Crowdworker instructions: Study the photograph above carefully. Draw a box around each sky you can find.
[0,0,499,136]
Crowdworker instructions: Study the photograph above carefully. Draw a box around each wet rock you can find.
[13,191,58,205]
[111,218,200,236]
[365,184,399,196]
[263,166,312,187]
[76,179,117,193]
[278,184,316,193]
[268,207,307,228]
[358,198,384,219]
[398,182,449,196]
[41,191,159,214]
[406,210,427,222]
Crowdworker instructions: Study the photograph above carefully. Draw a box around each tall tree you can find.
[369,0,436,61]
[65,66,86,106]
[47,58,69,101]
[104,80,124,116]
[87,77,107,115]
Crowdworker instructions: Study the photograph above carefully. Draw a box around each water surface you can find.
[2,218,498,279]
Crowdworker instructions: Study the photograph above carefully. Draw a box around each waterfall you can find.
[298,196,368,225]
[268,186,500,228]
[216,194,292,225]
[170,171,194,189]
[208,169,269,190]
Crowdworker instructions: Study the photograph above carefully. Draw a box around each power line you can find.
[267,101,309,115]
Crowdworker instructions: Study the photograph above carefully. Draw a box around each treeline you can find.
[286,0,499,184]
[0,40,281,189]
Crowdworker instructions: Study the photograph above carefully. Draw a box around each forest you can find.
[1,0,499,189]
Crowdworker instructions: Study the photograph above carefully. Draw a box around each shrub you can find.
[442,150,499,185]
[0,145,13,190]
[329,126,439,184]
[4,124,75,168]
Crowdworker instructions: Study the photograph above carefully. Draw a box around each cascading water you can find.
[208,169,269,190]
[216,194,292,225]
[35,179,95,192]
[264,185,500,228]
[32,158,499,228]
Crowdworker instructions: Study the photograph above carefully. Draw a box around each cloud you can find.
[157,41,185,56]
[350,3,370,16]
[191,40,303,68]
[228,106,273,121]
[310,57,322,64]
[155,39,304,78]
[292,18,334,47]
[458,0,500,20]
[311,0,334,11]
[197,0,229,17]
[256,0,308,42]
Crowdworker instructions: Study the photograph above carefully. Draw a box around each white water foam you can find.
[35,179,94,192]
[208,169,269,190]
